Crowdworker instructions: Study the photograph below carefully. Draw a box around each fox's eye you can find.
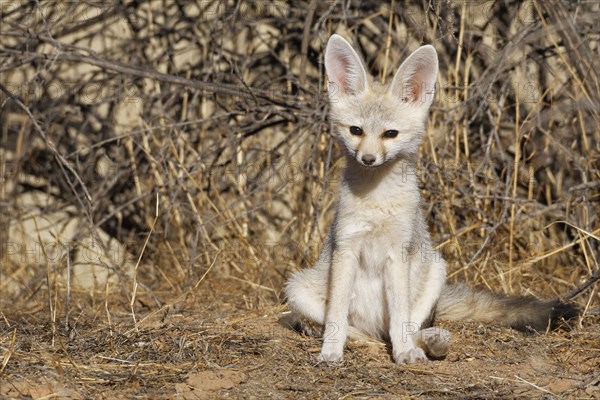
[349,126,363,136]
[383,129,399,138]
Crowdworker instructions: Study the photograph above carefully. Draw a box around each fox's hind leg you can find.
[284,262,329,334]
[410,256,446,329]
[414,327,451,359]
[279,309,323,337]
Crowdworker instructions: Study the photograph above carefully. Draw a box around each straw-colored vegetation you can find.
[1,1,598,398]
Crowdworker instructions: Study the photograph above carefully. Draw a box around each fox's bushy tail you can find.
[434,283,579,332]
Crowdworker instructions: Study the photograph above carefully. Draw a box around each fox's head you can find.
[325,34,438,168]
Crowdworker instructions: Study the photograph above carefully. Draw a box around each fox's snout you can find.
[354,137,385,167]
[355,150,381,167]
[360,154,376,166]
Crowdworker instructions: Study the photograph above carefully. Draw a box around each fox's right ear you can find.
[325,34,368,96]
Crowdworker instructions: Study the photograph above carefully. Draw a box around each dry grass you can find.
[1,1,599,398]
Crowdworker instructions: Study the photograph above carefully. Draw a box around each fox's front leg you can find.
[385,255,427,364]
[318,249,357,363]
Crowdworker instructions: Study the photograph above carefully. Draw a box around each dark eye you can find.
[383,129,398,138]
[349,126,363,136]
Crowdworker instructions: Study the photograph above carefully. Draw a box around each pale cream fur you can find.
[285,35,446,364]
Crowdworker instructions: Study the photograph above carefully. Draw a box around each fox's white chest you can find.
[335,178,420,339]
[358,232,393,271]
[349,266,387,338]
[346,232,394,338]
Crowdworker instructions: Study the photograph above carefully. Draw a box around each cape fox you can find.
[284,34,578,364]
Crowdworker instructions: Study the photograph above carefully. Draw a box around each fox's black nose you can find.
[361,154,376,166]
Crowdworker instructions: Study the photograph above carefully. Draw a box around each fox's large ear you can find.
[325,34,369,96]
[390,45,438,107]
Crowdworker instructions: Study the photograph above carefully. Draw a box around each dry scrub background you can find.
[1,1,599,399]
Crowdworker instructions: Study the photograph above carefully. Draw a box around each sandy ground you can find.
[1,279,598,399]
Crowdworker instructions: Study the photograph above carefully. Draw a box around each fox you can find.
[284,34,579,364]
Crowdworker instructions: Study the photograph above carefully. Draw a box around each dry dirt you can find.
[1,279,598,400]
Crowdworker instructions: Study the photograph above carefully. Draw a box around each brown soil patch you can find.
[1,283,598,399]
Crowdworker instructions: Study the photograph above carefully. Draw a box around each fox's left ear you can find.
[390,45,438,108]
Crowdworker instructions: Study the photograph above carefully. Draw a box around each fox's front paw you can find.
[317,350,343,363]
[318,338,345,363]
[394,347,427,364]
